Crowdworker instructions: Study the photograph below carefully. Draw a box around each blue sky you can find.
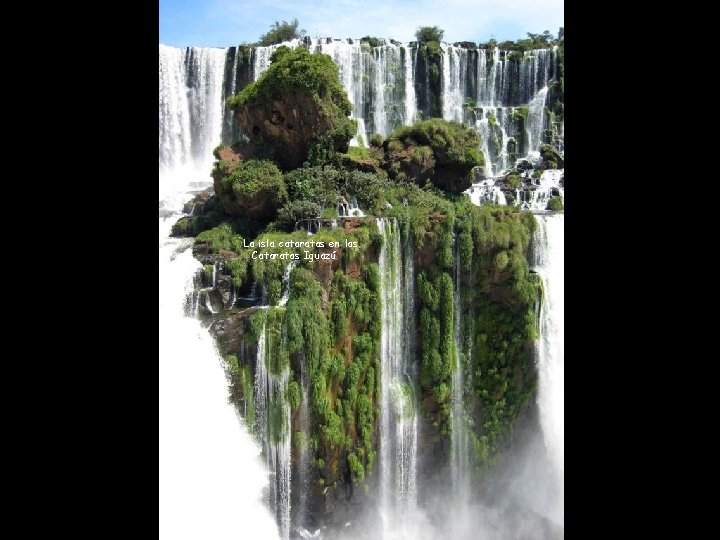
[160,0,563,47]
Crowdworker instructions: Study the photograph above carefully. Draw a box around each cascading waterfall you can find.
[161,36,563,538]
[295,351,312,535]
[247,38,420,139]
[159,45,226,171]
[224,39,558,178]
[159,43,279,540]
[278,260,298,307]
[254,318,293,540]
[526,86,549,157]
[532,214,564,527]
[441,43,466,122]
[378,218,418,536]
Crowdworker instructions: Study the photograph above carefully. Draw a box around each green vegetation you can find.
[229,46,351,119]
[258,18,305,46]
[195,223,244,254]
[361,36,380,48]
[386,118,483,193]
[546,196,564,211]
[415,26,444,43]
[225,355,256,432]
[505,174,521,189]
[214,159,287,221]
[497,29,561,52]
[276,200,322,232]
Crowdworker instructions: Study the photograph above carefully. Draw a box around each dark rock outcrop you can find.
[540,144,564,169]
[236,93,347,169]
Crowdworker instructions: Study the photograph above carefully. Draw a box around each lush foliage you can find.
[195,223,244,254]
[258,18,306,46]
[214,159,288,221]
[415,26,444,43]
[229,46,351,119]
[546,196,564,211]
[386,119,484,193]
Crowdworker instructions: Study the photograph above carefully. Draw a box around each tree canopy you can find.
[258,18,306,46]
[415,26,444,43]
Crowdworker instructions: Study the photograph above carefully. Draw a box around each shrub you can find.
[386,118,483,193]
[216,159,287,220]
[546,196,564,211]
[195,223,244,254]
[276,200,322,232]
[416,26,444,43]
[505,174,521,189]
[369,133,384,147]
[361,36,380,48]
[229,46,351,119]
[258,18,305,46]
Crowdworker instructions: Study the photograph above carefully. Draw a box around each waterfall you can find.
[526,86,549,157]
[441,44,466,122]
[159,43,279,540]
[295,351,312,534]
[254,319,293,540]
[378,218,418,536]
[246,38,420,139]
[159,45,226,171]
[278,260,298,307]
[451,238,470,496]
[532,214,564,527]
[403,44,417,126]
[223,39,559,178]
[160,36,563,537]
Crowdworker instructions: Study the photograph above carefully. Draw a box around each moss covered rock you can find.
[228,45,356,169]
[213,159,288,221]
[540,144,564,169]
[546,196,564,211]
[383,119,483,193]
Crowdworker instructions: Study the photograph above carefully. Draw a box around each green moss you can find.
[171,216,194,237]
[505,174,521,189]
[203,264,214,283]
[288,380,301,411]
[369,133,384,147]
[213,144,227,160]
[512,107,529,123]
[546,196,564,211]
[195,223,244,254]
[386,118,483,194]
[216,159,288,221]
[225,355,256,431]
[229,45,352,119]
[361,36,380,48]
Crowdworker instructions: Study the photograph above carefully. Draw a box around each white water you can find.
[278,260,298,307]
[254,318,292,540]
[377,218,418,538]
[251,39,419,139]
[533,213,564,527]
[159,44,279,540]
[441,43,466,122]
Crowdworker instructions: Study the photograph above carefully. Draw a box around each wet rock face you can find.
[236,93,343,170]
[540,144,564,169]
[182,187,215,215]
